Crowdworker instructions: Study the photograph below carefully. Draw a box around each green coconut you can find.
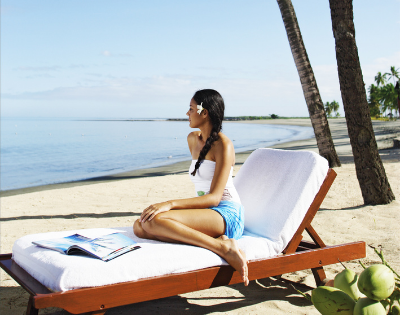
[334,268,363,301]
[358,264,395,300]
[354,297,386,315]
[311,286,355,315]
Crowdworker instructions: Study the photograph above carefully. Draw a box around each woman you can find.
[133,89,248,285]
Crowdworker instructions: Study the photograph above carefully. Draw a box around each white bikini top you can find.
[189,160,241,204]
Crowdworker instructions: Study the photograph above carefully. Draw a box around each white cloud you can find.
[101,51,132,58]
[1,74,309,117]
[313,64,342,101]
[6,49,398,119]
[361,51,400,86]
[0,5,16,14]
[302,50,400,116]
[2,75,193,101]
[10,50,397,118]
[15,65,62,72]
[69,64,88,69]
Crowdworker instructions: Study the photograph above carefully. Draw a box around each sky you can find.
[1,0,399,119]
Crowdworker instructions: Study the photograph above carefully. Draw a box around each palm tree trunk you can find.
[329,0,395,205]
[277,0,341,168]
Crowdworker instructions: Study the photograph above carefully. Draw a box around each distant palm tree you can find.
[324,102,333,117]
[374,72,387,87]
[324,101,340,117]
[368,84,381,117]
[276,0,341,167]
[331,100,339,116]
[385,66,400,85]
[380,83,397,117]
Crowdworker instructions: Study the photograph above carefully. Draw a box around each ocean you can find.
[0,118,313,191]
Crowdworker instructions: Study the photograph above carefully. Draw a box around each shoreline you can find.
[2,118,399,198]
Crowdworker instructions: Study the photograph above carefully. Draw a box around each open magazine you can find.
[32,233,140,262]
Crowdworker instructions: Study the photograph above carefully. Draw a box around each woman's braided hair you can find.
[191,89,225,176]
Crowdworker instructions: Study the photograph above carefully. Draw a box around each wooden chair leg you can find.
[306,225,326,248]
[312,266,327,286]
[26,296,38,315]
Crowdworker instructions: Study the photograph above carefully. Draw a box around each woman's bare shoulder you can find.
[187,131,201,152]
[212,133,235,162]
[217,133,234,149]
[187,131,201,142]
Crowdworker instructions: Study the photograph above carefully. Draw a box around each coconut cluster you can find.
[311,264,398,315]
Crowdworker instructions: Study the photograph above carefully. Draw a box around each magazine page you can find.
[70,233,140,261]
[32,234,90,254]
[76,228,125,239]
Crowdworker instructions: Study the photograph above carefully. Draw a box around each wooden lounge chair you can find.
[0,149,366,315]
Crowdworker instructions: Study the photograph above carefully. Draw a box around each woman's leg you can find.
[134,209,225,242]
[133,209,248,285]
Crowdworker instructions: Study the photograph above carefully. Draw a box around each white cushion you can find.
[12,227,279,292]
[234,148,329,253]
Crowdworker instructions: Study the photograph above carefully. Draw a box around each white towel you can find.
[234,148,329,253]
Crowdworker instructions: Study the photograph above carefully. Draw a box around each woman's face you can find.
[186,98,206,128]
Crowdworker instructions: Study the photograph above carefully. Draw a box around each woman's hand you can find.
[140,201,172,223]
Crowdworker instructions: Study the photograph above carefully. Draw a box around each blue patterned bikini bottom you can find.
[211,200,245,240]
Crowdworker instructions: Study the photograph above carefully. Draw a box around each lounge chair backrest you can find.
[234,148,329,252]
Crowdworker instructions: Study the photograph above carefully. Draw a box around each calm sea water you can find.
[0,118,313,191]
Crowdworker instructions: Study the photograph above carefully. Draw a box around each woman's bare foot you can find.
[217,235,229,241]
[220,238,249,286]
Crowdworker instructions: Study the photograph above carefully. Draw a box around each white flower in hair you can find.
[197,102,204,114]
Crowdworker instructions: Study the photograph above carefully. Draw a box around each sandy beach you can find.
[1,117,399,314]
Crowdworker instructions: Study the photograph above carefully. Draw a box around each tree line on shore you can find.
[368,66,400,119]
[224,114,280,120]
[170,114,283,121]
